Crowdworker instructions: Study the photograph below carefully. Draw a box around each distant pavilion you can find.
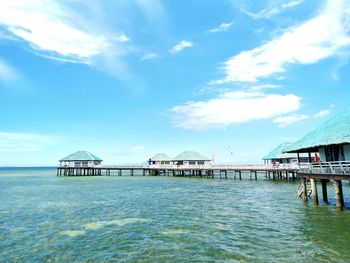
[149,153,171,165]
[59,151,103,168]
[172,151,211,166]
[263,142,315,165]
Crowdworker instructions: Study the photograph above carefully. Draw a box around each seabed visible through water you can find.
[0,167,350,262]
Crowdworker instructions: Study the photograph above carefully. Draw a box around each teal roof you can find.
[285,108,350,153]
[173,151,210,161]
[60,151,103,161]
[263,142,297,160]
[151,153,171,161]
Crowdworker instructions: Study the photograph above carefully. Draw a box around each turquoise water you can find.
[1,168,350,262]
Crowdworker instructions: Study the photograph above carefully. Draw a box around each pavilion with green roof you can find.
[263,142,315,164]
[172,151,211,166]
[284,107,350,162]
[59,151,103,168]
[149,153,171,165]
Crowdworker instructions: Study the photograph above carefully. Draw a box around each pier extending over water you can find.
[57,164,299,180]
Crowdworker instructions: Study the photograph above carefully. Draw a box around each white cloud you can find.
[0,1,125,64]
[242,0,303,19]
[0,131,56,152]
[218,0,350,83]
[209,22,233,33]
[140,53,158,62]
[0,59,20,83]
[273,114,309,127]
[314,109,331,118]
[115,33,130,43]
[170,40,193,54]
[282,0,304,9]
[172,91,301,130]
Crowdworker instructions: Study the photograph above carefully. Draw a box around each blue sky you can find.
[0,0,349,166]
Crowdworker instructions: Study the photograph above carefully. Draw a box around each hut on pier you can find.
[149,153,171,165]
[263,142,315,164]
[172,151,211,166]
[284,108,350,162]
[59,151,103,168]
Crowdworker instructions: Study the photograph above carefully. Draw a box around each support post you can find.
[310,178,319,205]
[321,179,328,203]
[334,180,344,210]
[301,177,308,202]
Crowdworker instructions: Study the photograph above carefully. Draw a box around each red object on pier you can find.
[314,153,320,162]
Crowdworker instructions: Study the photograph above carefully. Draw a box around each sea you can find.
[1,167,350,262]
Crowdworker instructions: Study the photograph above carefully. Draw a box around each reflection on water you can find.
[0,168,349,262]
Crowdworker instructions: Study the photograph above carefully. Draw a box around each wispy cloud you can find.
[140,53,158,62]
[0,0,130,77]
[273,114,309,127]
[170,40,193,54]
[282,0,304,9]
[217,0,350,83]
[0,59,20,83]
[135,0,166,22]
[0,131,57,152]
[172,91,301,131]
[314,109,331,119]
[242,0,304,19]
[251,84,282,90]
[209,22,233,33]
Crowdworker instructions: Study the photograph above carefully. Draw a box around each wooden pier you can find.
[298,161,350,210]
[57,164,299,180]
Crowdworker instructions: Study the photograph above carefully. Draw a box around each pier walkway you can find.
[57,163,299,180]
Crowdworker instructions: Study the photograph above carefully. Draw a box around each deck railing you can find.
[299,161,350,175]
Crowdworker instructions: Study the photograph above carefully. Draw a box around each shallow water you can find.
[0,168,350,262]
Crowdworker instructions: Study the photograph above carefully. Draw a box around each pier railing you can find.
[299,161,350,175]
[58,163,302,171]
[147,163,300,170]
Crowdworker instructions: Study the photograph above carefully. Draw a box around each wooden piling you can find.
[301,177,308,202]
[321,179,328,203]
[334,180,344,210]
[310,179,319,205]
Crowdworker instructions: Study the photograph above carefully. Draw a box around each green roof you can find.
[173,151,210,161]
[60,151,103,161]
[285,108,350,153]
[263,142,297,160]
[151,153,171,161]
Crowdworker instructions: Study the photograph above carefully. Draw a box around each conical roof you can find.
[173,151,210,161]
[60,151,103,161]
[151,153,171,161]
[285,108,350,153]
[263,142,297,160]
